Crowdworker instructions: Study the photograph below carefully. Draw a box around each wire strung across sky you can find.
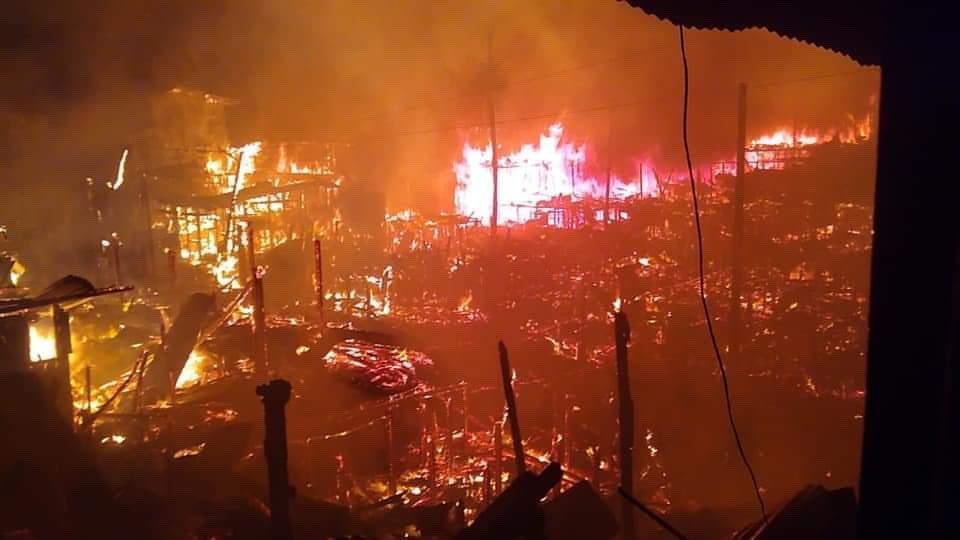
[678,24,768,521]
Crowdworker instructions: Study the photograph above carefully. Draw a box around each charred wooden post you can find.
[445,396,456,475]
[483,463,494,506]
[604,122,613,227]
[562,396,572,470]
[494,421,504,493]
[730,83,748,358]
[427,434,438,489]
[313,237,323,319]
[111,233,123,286]
[256,379,294,540]
[247,224,268,376]
[462,383,469,442]
[386,407,397,495]
[52,304,73,423]
[498,341,526,475]
[487,32,499,239]
[615,311,636,540]
[165,248,177,286]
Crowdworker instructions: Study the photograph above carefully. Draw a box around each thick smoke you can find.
[1,0,879,232]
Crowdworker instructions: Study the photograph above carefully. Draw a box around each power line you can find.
[678,25,768,521]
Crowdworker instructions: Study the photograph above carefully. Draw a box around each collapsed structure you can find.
[1,76,879,539]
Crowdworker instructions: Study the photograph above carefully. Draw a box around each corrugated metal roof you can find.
[623,1,882,66]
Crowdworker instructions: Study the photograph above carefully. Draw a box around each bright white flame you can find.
[111,149,129,191]
[454,123,651,226]
[176,350,208,389]
[8,260,25,286]
[29,326,57,362]
[101,434,127,445]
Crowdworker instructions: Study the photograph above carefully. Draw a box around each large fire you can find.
[456,109,874,225]
[29,325,57,362]
[454,123,653,226]
[176,349,209,389]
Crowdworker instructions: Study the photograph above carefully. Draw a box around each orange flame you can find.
[29,325,57,362]
[110,149,129,191]
[176,350,208,389]
[454,123,652,226]
[457,290,473,312]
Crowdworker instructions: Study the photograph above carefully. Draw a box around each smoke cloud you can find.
[1,0,879,218]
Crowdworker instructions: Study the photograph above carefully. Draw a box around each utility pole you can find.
[730,83,748,358]
[247,224,268,376]
[604,121,613,227]
[487,31,499,238]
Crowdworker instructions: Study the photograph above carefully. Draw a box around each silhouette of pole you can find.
[498,341,526,475]
[615,311,635,540]
[111,234,123,285]
[247,224,268,376]
[487,31,499,238]
[256,379,293,540]
[313,237,323,320]
[730,83,748,358]
[604,122,613,227]
[494,421,503,493]
[52,305,73,423]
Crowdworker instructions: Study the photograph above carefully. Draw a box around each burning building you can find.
[5,0,943,538]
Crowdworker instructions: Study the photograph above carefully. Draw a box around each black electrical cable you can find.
[678,25,767,520]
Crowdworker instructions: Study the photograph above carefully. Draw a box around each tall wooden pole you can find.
[615,312,635,540]
[53,305,73,423]
[247,224,268,376]
[488,31,499,238]
[494,421,503,493]
[111,234,123,286]
[256,379,293,540]
[498,341,525,475]
[313,237,324,318]
[386,407,397,495]
[604,121,613,227]
[730,83,748,358]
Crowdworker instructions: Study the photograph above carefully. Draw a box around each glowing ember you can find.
[173,443,206,459]
[110,148,129,191]
[456,290,473,312]
[454,123,650,226]
[8,259,25,286]
[29,325,57,362]
[176,349,208,389]
[101,434,127,445]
